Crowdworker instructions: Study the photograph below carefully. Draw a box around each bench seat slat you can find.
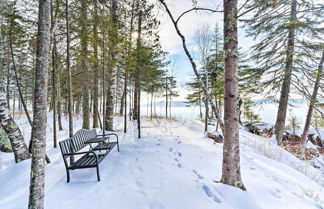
[92,142,117,151]
[72,155,97,168]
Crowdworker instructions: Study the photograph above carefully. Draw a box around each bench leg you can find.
[117,143,120,152]
[96,165,100,181]
[66,169,70,183]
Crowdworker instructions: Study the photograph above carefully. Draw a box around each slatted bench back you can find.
[72,129,97,152]
[59,129,97,157]
[59,138,74,158]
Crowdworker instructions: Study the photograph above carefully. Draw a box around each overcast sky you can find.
[154,0,253,100]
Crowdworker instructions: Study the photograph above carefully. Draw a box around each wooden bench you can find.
[59,129,119,182]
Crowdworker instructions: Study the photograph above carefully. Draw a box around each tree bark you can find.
[133,84,138,120]
[105,85,114,131]
[274,0,297,145]
[120,91,125,115]
[137,10,142,139]
[66,0,73,138]
[56,72,63,130]
[28,0,51,208]
[102,37,106,133]
[81,0,90,129]
[51,31,57,148]
[220,0,245,191]
[51,1,58,148]
[105,0,118,131]
[0,87,30,162]
[6,66,10,111]
[165,76,168,118]
[92,0,99,128]
[302,48,324,142]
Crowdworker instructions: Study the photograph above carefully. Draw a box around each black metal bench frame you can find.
[59,129,119,182]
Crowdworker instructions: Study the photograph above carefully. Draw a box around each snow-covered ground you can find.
[0,114,323,209]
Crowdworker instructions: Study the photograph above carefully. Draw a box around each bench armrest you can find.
[97,133,118,138]
[97,132,120,152]
[63,151,97,157]
[97,133,119,143]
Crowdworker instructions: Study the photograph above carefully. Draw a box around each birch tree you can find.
[0,86,30,162]
[28,0,51,208]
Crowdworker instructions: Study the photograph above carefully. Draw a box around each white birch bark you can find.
[28,0,51,208]
[0,87,29,161]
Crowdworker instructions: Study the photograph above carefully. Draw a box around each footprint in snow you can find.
[135,180,144,187]
[202,185,221,203]
[168,147,173,152]
[177,163,182,168]
[177,152,182,157]
[270,189,282,199]
[192,170,204,180]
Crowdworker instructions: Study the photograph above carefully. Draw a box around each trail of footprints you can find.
[168,147,183,169]
[155,133,223,205]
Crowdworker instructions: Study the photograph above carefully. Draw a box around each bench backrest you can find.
[59,129,97,157]
[72,129,97,151]
[59,138,74,157]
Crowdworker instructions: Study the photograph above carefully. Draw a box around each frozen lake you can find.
[141,100,309,125]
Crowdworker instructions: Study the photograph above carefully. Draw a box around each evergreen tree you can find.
[243,0,324,144]
[221,0,246,191]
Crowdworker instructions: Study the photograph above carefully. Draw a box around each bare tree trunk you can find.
[123,75,127,133]
[205,74,208,132]
[137,10,142,138]
[92,0,99,128]
[120,90,125,115]
[105,85,114,130]
[199,92,202,119]
[51,0,59,147]
[13,89,16,118]
[6,66,10,111]
[150,93,153,120]
[65,0,74,166]
[105,0,118,130]
[66,0,73,137]
[220,0,245,191]
[28,0,51,208]
[302,48,324,141]
[56,72,63,130]
[133,84,138,120]
[81,0,90,129]
[51,26,57,148]
[102,35,106,134]
[274,0,297,145]
[0,87,30,162]
[165,76,168,119]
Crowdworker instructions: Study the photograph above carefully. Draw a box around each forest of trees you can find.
[0,0,323,208]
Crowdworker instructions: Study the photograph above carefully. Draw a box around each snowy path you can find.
[0,117,323,209]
